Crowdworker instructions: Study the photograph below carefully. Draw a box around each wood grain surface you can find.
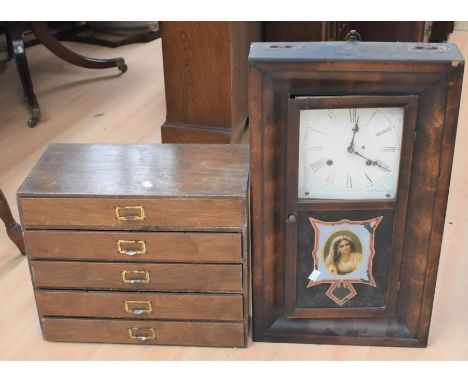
[19,197,244,229]
[24,230,242,262]
[160,22,261,144]
[42,318,245,347]
[35,290,243,321]
[161,122,231,144]
[17,143,249,197]
[31,261,243,292]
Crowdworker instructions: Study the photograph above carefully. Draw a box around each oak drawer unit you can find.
[18,143,250,347]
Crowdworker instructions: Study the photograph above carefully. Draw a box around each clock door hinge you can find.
[397,280,401,292]
[413,130,418,142]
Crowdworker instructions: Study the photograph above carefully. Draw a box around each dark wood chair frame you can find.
[0,188,25,256]
[2,21,127,127]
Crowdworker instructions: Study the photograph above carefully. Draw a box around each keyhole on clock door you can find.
[287,214,297,224]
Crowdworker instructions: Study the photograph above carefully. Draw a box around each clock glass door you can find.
[285,96,418,318]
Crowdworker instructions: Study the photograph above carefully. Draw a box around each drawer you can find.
[36,290,244,321]
[19,197,244,229]
[25,231,242,262]
[31,261,243,292]
[42,318,245,347]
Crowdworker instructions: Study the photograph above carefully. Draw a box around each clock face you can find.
[298,107,404,200]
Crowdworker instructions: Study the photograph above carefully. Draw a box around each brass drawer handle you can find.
[124,300,153,315]
[128,327,156,341]
[115,206,146,221]
[121,270,150,284]
[117,240,147,256]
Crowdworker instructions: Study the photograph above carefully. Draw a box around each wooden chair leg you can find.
[0,189,26,256]
[31,22,128,72]
[5,22,41,128]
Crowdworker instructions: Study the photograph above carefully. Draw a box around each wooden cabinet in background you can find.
[161,22,262,144]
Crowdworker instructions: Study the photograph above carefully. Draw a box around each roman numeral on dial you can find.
[311,128,327,135]
[310,159,325,172]
[346,174,353,189]
[349,108,358,122]
[380,146,396,152]
[310,146,324,151]
[366,110,378,126]
[376,127,392,136]
[325,170,336,184]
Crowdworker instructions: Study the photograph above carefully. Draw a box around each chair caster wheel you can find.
[118,64,128,73]
[28,117,39,128]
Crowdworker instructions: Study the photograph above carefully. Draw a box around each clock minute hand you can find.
[353,151,391,172]
[347,117,360,153]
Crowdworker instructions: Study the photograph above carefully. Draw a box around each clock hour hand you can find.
[353,151,391,172]
[347,117,360,153]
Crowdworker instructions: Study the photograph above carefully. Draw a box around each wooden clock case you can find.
[249,41,464,347]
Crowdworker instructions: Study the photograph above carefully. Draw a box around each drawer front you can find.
[36,291,244,321]
[31,261,243,292]
[20,197,244,229]
[25,231,242,262]
[42,318,245,347]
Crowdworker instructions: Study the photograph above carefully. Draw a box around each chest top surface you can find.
[18,144,249,198]
[249,41,464,64]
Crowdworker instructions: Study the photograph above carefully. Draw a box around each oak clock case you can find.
[249,41,464,347]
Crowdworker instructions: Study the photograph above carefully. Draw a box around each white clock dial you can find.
[298,107,404,200]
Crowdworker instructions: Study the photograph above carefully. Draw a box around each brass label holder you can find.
[121,270,151,284]
[115,206,146,221]
[128,327,156,341]
[124,300,153,315]
[117,240,147,256]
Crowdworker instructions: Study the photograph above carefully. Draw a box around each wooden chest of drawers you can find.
[18,144,250,347]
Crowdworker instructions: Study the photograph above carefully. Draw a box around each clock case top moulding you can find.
[249,41,464,347]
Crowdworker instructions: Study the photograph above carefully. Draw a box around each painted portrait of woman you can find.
[325,235,363,275]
